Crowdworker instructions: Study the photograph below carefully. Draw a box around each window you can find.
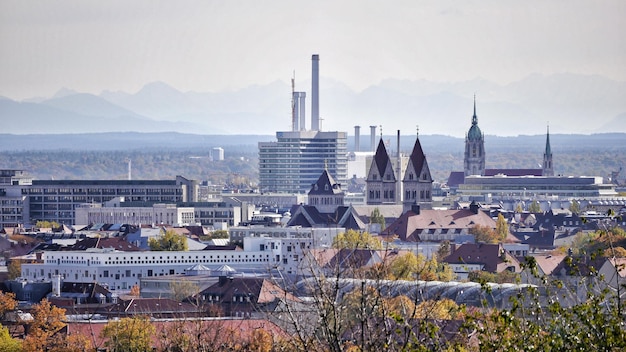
[103,270,109,278]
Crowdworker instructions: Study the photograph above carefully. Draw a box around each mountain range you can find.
[1,73,625,136]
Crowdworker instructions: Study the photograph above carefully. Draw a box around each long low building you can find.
[458,175,617,200]
[20,233,339,291]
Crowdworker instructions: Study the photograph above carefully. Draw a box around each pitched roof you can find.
[309,169,343,195]
[382,209,496,242]
[444,243,520,273]
[65,237,141,251]
[446,171,465,188]
[407,136,428,179]
[373,139,393,176]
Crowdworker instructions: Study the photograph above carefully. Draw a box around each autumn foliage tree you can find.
[332,229,382,250]
[21,299,89,352]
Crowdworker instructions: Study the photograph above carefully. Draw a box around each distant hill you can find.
[1,73,625,136]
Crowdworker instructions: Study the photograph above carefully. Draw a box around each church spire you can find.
[472,94,478,125]
[542,124,554,176]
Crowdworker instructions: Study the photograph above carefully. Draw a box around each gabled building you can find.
[308,169,344,214]
[366,139,397,205]
[443,243,521,280]
[381,203,496,242]
[195,276,300,318]
[402,133,433,211]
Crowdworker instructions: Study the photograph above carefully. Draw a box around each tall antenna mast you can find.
[291,71,296,131]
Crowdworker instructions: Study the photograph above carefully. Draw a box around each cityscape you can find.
[1,1,626,351]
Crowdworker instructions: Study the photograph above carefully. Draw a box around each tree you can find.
[515,203,523,213]
[22,299,67,352]
[369,208,385,231]
[170,281,199,302]
[129,285,140,296]
[8,261,21,280]
[528,200,542,213]
[0,292,18,320]
[332,230,382,250]
[0,325,21,352]
[148,229,188,251]
[388,252,453,281]
[495,213,509,242]
[569,199,581,214]
[211,229,229,239]
[435,240,451,262]
[34,221,59,229]
[100,316,155,352]
[470,224,500,244]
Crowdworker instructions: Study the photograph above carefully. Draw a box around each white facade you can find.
[211,147,224,161]
[21,236,325,290]
[75,203,195,226]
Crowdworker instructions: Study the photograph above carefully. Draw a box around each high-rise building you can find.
[259,130,348,194]
[259,54,348,194]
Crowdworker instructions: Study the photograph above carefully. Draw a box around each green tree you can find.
[528,200,542,213]
[211,229,229,239]
[100,316,155,352]
[332,229,382,250]
[0,325,21,352]
[148,229,188,251]
[34,221,59,229]
[369,208,385,231]
[569,199,581,214]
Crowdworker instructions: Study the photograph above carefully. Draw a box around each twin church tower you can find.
[365,96,554,210]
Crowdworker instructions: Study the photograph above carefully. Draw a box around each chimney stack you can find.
[370,125,377,152]
[311,54,320,131]
[354,126,361,152]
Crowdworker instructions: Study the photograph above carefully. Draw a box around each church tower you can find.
[308,168,344,213]
[542,125,554,176]
[366,139,397,205]
[464,96,486,176]
[402,131,433,211]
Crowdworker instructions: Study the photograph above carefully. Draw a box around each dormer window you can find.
[314,184,318,190]
[325,184,329,191]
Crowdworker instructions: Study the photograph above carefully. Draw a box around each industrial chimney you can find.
[311,54,320,131]
[370,125,377,152]
[354,126,361,152]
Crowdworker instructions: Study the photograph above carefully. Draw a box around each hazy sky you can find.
[1,0,624,100]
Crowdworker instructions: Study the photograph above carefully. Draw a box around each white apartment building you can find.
[21,236,324,290]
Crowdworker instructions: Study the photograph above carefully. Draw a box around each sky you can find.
[1,0,624,102]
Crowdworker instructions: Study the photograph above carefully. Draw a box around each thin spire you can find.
[416,125,419,136]
[545,123,552,155]
[472,94,478,125]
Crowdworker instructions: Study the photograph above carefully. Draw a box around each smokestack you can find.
[370,125,377,152]
[311,54,320,131]
[354,126,361,152]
